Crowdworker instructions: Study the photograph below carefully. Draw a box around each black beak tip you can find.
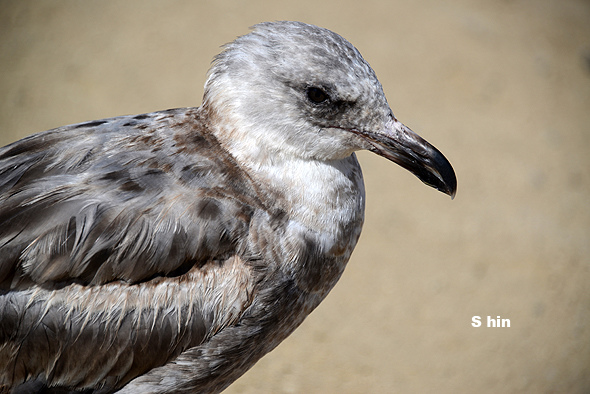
[428,149,457,199]
[440,172,457,200]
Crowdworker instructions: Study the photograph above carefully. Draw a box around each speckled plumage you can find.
[0,22,456,393]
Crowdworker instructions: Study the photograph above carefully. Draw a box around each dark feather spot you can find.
[179,164,211,185]
[174,132,212,154]
[296,235,341,293]
[196,199,221,219]
[1,137,51,158]
[74,120,108,129]
[133,114,150,120]
[144,168,165,177]
[120,180,144,192]
[100,170,130,182]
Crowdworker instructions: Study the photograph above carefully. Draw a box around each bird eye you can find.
[306,87,329,104]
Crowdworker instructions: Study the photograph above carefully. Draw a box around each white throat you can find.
[208,106,366,235]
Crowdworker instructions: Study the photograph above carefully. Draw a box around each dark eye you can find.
[306,87,329,104]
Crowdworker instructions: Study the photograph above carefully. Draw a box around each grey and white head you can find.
[204,21,456,197]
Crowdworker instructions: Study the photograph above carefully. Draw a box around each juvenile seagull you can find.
[0,21,456,393]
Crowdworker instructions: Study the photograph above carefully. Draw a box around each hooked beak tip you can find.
[357,119,457,199]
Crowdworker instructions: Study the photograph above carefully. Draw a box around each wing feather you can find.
[0,108,264,390]
[0,108,260,289]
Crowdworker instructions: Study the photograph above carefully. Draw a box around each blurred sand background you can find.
[1,1,589,392]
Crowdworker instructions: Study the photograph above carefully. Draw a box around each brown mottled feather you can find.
[0,107,266,390]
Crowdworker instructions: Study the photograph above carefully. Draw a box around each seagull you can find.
[0,21,456,393]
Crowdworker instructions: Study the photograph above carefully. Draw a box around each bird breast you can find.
[241,152,366,296]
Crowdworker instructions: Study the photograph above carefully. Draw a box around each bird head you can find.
[203,21,456,198]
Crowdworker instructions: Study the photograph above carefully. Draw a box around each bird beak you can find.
[354,117,457,198]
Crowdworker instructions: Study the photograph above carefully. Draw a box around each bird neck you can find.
[203,103,366,236]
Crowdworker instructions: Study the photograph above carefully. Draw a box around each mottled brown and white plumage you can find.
[0,21,456,393]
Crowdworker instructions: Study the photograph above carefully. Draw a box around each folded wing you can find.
[0,108,262,390]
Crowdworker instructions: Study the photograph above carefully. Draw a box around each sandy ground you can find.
[1,1,589,393]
